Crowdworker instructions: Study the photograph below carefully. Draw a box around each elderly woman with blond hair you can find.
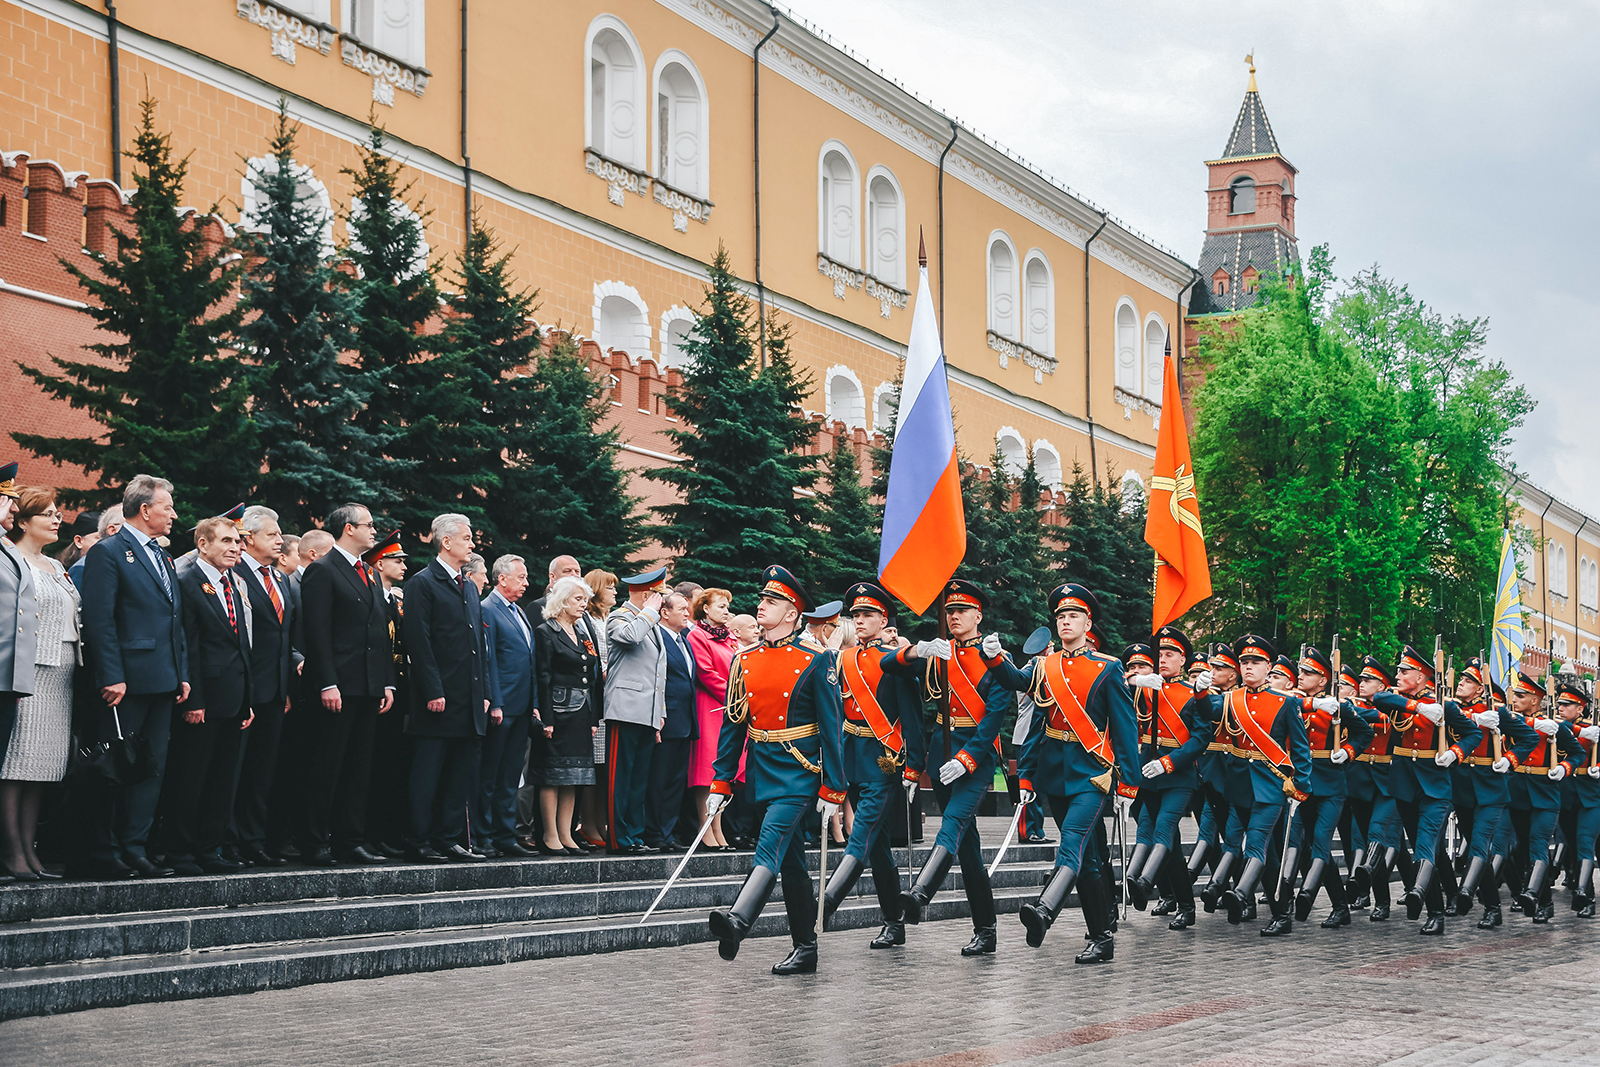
[533,575,604,855]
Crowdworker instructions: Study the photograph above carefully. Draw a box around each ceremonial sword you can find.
[639,809,718,924]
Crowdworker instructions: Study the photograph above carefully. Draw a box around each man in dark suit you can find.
[647,592,699,852]
[299,503,394,866]
[479,554,540,857]
[160,515,253,875]
[403,514,501,862]
[78,474,189,880]
[229,505,300,868]
[264,526,333,858]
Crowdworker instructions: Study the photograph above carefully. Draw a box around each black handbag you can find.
[70,708,156,785]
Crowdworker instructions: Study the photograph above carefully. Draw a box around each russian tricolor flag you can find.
[878,257,965,615]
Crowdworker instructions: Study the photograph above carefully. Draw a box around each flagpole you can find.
[918,231,953,769]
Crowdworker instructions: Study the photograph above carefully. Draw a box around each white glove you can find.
[938,758,967,785]
[980,633,1002,658]
[1534,718,1559,737]
[1471,710,1500,730]
[1330,747,1350,765]
[1194,670,1213,691]
[1129,673,1164,691]
[1434,748,1458,768]
[1548,764,1568,782]
[903,778,919,804]
[705,792,729,817]
[1416,702,1445,724]
[1141,758,1167,779]
[1491,756,1512,773]
[1588,765,1599,778]
[1312,696,1339,713]
[914,639,953,661]
[1018,788,1036,805]
[817,798,841,821]
[1581,725,1600,743]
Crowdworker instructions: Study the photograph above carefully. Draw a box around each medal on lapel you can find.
[125,550,136,564]
[202,583,217,596]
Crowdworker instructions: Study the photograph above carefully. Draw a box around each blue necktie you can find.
[146,541,171,597]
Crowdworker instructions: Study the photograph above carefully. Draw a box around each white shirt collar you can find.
[438,558,461,581]
[195,557,226,587]
[333,544,362,568]
[125,524,154,547]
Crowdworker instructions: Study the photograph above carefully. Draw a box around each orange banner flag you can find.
[1145,343,1212,630]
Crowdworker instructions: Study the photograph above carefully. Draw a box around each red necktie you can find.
[220,572,238,632]
[260,565,283,622]
[358,561,371,586]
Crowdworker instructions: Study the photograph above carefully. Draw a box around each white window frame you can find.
[987,230,1020,341]
[1031,438,1063,490]
[658,306,696,372]
[1022,249,1053,357]
[817,140,860,268]
[873,382,897,434]
[344,0,426,66]
[825,365,867,430]
[1143,313,1168,401]
[592,280,651,361]
[1114,296,1141,395]
[281,0,332,22]
[864,165,905,288]
[239,155,335,261]
[584,16,648,171]
[651,50,710,199]
[995,425,1026,478]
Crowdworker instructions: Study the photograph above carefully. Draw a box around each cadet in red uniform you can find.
[1554,684,1600,916]
[1290,646,1373,928]
[1346,657,1401,919]
[1504,673,1584,922]
[1451,659,1538,924]
[1189,644,1239,889]
[705,566,845,975]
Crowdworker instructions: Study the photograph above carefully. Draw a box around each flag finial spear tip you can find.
[918,228,927,268]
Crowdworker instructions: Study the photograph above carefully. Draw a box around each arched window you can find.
[873,382,897,433]
[1120,471,1147,513]
[987,232,1018,340]
[1557,634,1569,659]
[240,155,334,260]
[1229,176,1256,214]
[818,142,859,267]
[653,54,708,197]
[351,0,425,67]
[1114,300,1140,394]
[592,281,650,359]
[1241,266,1260,293]
[826,366,866,429]
[1023,252,1052,355]
[587,19,645,169]
[1585,558,1599,610]
[995,427,1026,478]
[865,168,904,286]
[1212,269,1230,296]
[1553,543,1570,596]
[1143,316,1166,400]
[1032,440,1062,490]
[659,307,695,372]
[348,196,430,280]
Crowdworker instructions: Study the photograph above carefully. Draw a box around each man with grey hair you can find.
[463,553,489,596]
[78,473,188,879]
[478,553,540,856]
[403,514,500,861]
[67,508,123,590]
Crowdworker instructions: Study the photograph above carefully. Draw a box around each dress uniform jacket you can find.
[711,632,844,805]
[1459,703,1539,807]
[1373,691,1479,803]
[1509,717,1584,812]
[1348,698,1393,802]
[839,639,924,784]
[1012,648,1141,799]
[883,638,1015,777]
[1304,697,1374,797]
[1220,685,1313,806]
[1136,679,1216,792]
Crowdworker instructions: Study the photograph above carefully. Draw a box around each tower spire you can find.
[1245,53,1257,93]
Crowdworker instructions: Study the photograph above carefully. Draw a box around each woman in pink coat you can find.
[686,587,739,849]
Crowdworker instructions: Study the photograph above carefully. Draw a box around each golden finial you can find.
[1245,53,1257,93]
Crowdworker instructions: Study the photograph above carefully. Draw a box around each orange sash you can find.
[945,649,1001,754]
[1042,652,1114,769]
[1229,689,1291,767]
[1155,683,1191,745]
[840,646,903,753]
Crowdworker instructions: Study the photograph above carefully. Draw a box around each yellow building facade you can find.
[1510,477,1600,678]
[2,0,1194,501]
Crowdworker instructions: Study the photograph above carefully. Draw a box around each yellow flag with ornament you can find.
[1145,344,1212,629]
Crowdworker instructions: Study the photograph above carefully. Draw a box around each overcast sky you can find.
[782,0,1600,515]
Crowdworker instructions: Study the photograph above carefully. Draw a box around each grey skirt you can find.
[539,755,595,787]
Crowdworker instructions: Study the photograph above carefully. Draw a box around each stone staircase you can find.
[0,842,1061,1020]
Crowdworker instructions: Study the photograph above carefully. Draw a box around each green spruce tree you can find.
[14,97,256,519]
[649,245,822,603]
[238,102,383,530]
[812,436,879,598]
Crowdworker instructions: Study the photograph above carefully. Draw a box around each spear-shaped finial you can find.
[918,227,927,269]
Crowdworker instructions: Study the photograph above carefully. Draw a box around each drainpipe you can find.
[1083,212,1108,485]
[936,120,957,345]
[460,0,471,223]
[753,6,780,369]
[106,1,122,187]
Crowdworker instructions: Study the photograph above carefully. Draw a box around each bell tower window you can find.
[1229,176,1256,214]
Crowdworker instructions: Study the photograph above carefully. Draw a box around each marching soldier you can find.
[820,581,924,948]
[1371,645,1479,934]
[1554,686,1600,916]
[1205,634,1312,934]
[1007,584,1140,959]
[1124,626,1216,932]
[1291,646,1373,928]
[884,579,1019,956]
[1347,657,1401,919]
[1333,660,1368,908]
[1269,656,1298,692]
[1190,644,1239,890]
[706,566,845,975]
[1450,660,1538,925]
[1506,674,1584,922]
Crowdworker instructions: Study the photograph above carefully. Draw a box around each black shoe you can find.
[1403,888,1425,922]
[1579,901,1595,919]
[771,942,817,975]
[239,844,287,867]
[1242,898,1258,922]
[31,867,62,881]
[67,857,136,881]
[1220,888,1246,926]
[1351,893,1371,910]
[476,844,502,859]
[1477,905,1502,929]
[3,865,39,882]
[406,845,447,864]
[375,841,407,859]
[442,843,486,862]
[1125,876,1154,911]
[1260,915,1293,937]
[869,922,905,948]
[1420,914,1444,935]
[540,842,571,856]
[126,854,176,878]
[960,926,996,956]
[498,839,535,857]
[1168,907,1196,930]
[221,845,247,866]
[656,843,687,854]
[1150,897,1176,916]
[196,854,244,874]
[634,844,660,854]
[710,867,777,961]
[168,857,204,877]
[304,847,339,867]
[338,845,390,865]
[1533,904,1555,924]
[1508,897,1524,912]
[1294,891,1315,923]
[1369,904,1390,922]
[1321,908,1351,928]
[1074,935,1114,964]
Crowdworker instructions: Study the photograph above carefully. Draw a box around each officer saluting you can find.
[1007,583,1141,960]
[706,565,845,975]
[884,578,1019,957]
[820,581,924,948]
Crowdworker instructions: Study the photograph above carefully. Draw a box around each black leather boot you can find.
[1019,864,1077,948]
[710,866,778,961]
[1187,837,1209,877]
[821,853,864,924]
[1126,844,1166,911]
[900,846,953,925]
[1295,858,1326,922]
[1321,868,1351,927]
[1221,857,1264,926]
[1404,860,1434,922]
[869,921,905,948]
[1199,851,1236,913]
[771,941,818,975]
[1454,855,1486,916]
[1123,842,1150,890]
[1348,847,1369,895]
[1074,877,1115,964]
[1260,896,1294,937]
[1573,859,1596,914]
[960,925,996,956]
[1514,859,1548,915]
[1419,910,1444,935]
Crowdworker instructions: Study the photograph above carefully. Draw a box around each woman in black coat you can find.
[534,575,604,855]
